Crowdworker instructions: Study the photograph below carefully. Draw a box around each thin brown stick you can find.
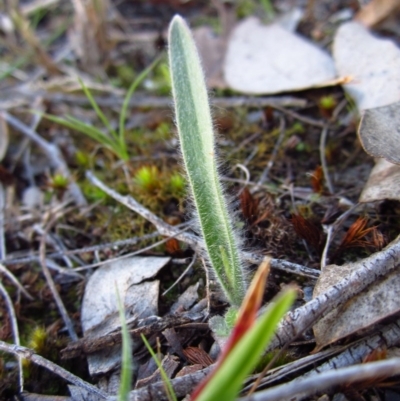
[272,104,326,128]
[0,341,107,399]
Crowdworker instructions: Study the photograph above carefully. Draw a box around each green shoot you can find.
[141,335,177,401]
[119,56,161,149]
[42,56,161,161]
[168,15,247,307]
[78,78,119,142]
[193,288,296,401]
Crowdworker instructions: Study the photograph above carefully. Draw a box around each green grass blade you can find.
[195,289,296,401]
[42,113,121,152]
[141,335,177,401]
[64,116,115,146]
[78,78,119,141]
[168,15,246,307]
[119,55,162,148]
[116,291,133,401]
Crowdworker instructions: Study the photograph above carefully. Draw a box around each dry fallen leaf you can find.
[359,158,400,202]
[313,260,400,351]
[358,101,400,165]
[334,22,400,203]
[81,256,170,375]
[334,21,400,111]
[355,0,400,27]
[223,17,336,95]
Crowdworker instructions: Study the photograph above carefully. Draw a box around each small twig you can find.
[0,281,23,392]
[319,126,334,194]
[86,171,201,249]
[1,111,86,206]
[320,225,333,269]
[239,358,400,401]
[244,253,320,280]
[300,317,400,379]
[243,347,344,392]
[319,203,359,269]
[0,340,107,399]
[2,231,163,267]
[227,132,261,159]
[0,264,34,300]
[105,365,215,401]
[61,314,203,359]
[34,224,75,270]
[39,221,78,341]
[162,253,197,296]
[234,164,251,189]
[73,228,188,271]
[41,93,308,109]
[0,182,23,391]
[272,105,326,128]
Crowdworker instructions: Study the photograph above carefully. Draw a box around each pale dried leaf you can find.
[170,282,199,314]
[355,0,400,27]
[224,17,336,95]
[359,158,400,202]
[313,261,400,350]
[81,256,170,375]
[333,21,400,110]
[358,100,400,165]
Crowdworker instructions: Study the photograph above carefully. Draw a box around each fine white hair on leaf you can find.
[168,15,248,307]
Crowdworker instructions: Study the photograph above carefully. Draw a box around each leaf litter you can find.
[2,1,400,400]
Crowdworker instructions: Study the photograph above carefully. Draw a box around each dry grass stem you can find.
[0,281,23,392]
[319,126,334,194]
[39,221,78,341]
[1,230,162,267]
[1,112,86,206]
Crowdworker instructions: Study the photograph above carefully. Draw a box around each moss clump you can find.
[133,165,160,194]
